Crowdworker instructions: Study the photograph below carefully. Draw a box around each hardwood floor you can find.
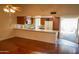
[0,37,58,54]
[0,37,78,54]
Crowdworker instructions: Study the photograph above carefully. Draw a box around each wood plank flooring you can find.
[0,37,79,54]
[0,37,58,54]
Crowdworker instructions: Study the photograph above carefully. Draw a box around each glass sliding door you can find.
[59,16,78,53]
[59,17,78,43]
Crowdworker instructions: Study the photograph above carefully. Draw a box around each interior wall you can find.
[0,11,16,41]
[16,4,79,16]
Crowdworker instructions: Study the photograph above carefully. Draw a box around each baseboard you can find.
[0,36,15,41]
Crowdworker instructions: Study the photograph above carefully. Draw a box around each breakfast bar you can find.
[13,28,58,44]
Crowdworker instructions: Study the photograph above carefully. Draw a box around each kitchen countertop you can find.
[14,28,59,33]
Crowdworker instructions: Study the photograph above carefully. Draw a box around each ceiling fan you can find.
[3,5,21,13]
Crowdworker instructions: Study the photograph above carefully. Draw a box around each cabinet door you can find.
[53,17,60,30]
[41,18,45,25]
[17,16,25,24]
[31,18,35,24]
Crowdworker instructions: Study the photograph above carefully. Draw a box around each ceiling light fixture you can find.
[3,5,16,13]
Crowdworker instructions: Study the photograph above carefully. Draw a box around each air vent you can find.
[50,12,56,14]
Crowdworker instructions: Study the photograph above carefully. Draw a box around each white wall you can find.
[16,4,79,16]
[0,11,16,41]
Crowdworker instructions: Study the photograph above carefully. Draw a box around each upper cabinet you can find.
[41,18,45,25]
[53,17,60,30]
[17,16,26,24]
